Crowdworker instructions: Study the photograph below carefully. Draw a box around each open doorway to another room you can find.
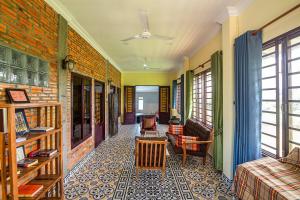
[135,86,159,124]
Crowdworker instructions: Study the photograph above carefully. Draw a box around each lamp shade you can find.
[171,109,179,117]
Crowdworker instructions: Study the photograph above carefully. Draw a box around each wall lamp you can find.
[62,55,75,70]
[107,78,113,85]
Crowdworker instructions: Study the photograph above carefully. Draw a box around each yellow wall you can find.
[120,71,174,122]
[190,32,222,71]
[222,0,300,179]
[170,0,300,179]
[238,0,300,42]
[122,71,172,86]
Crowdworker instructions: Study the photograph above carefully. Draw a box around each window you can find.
[176,83,181,114]
[138,96,144,110]
[71,73,92,149]
[192,69,212,127]
[261,27,300,157]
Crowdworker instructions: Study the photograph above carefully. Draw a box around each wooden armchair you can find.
[140,115,157,134]
[135,136,167,177]
[166,119,213,165]
[182,129,214,165]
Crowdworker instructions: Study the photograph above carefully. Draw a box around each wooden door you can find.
[124,86,136,124]
[159,86,170,124]
[94,81,105,147]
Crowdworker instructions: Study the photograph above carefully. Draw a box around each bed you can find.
[234,148,300,200]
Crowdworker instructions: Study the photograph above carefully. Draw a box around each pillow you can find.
[168,124,183,135]
[143,118,155,129]
[279,147,300,167]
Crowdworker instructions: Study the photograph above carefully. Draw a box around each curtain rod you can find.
[252,3,300,35]
[192,59,211,72]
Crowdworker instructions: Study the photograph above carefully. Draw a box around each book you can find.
[17,158,38,168]
[18,184,44,197]
[4,136,27,144]
[30,127,54,132]
[28,149,57,158]
[16,137,26,143]
[0,108,7,133]
[1,169,21,181]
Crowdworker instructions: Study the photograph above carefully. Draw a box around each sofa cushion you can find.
[184,119,210,140]
[168,124,184,135]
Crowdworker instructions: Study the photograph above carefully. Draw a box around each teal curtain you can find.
[185,70,193,122]
[180,74,184,123]
[233,31,262,174]
[211,51,223,171]
[172,80,177,109]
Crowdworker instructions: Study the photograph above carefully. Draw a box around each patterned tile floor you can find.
[64,125,234,200]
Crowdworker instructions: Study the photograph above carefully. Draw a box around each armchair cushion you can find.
[175,135,200,151]
[143,117,156,129]
[168,124,184,135]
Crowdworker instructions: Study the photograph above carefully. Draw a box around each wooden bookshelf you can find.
[0,103,63,200]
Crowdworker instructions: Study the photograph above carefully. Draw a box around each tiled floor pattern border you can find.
[64,125,234,200]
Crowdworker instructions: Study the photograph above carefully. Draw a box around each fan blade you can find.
[139,10,150,32]
[152,34,173,40]
[144,66,160,70]
[121,34,141,42]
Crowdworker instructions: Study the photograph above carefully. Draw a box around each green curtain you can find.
[211,51,223,171]
[172,80,177,109]
[185,70,193,122]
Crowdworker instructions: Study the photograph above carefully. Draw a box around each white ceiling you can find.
[57,0,241,72]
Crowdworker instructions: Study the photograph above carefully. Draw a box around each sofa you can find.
[166,119,213,165]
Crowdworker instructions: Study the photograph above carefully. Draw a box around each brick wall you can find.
[0,0,58,128]
[66,27,108,170]
[0,0,122,171]
[109,63,121,88]
[0,0,58,102]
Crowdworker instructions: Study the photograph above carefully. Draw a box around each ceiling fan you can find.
[127,57,160,70]
[142,57,160,70]
[121,11,174,42]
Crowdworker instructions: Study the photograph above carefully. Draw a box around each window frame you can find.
[138,96,144,110]
[192,68,212,128]
[71,72,92,149]
[261,26,300,158]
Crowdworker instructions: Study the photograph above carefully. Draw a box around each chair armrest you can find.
[177,135,199,140]
[183,140,213,144]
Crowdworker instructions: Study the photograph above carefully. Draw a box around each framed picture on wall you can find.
[6,88,30,103]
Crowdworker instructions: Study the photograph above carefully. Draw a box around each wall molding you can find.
[45,0,122,72]
[215,0,254,24]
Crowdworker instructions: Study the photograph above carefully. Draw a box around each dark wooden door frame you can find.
[108,85,119,136]
[159,86,170,124]
[94,80,105,148]
[71,72,92,149]
[123,86,136,124]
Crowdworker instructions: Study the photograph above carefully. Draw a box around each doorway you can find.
[135,86,159,123]
[108,85,119,137]
[94,81,105,147]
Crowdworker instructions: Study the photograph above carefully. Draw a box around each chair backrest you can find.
[141,115,156,129]
[184,119,211,140]
[135,137,167,169]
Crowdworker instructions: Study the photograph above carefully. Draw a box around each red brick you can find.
[0,24,6,32]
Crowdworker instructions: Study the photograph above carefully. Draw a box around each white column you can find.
[222,15,238,179]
